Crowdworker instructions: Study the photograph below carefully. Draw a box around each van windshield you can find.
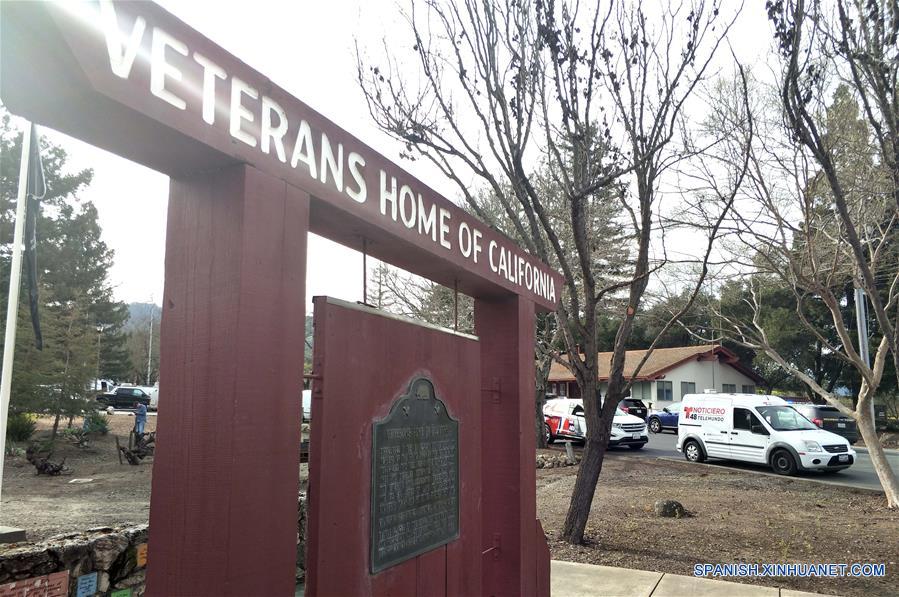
[756,406,818,431]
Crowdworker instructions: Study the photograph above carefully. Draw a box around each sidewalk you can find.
[551,560,831,597]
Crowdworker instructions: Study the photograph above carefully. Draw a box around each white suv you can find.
[543,398,648,449]
[677,393,856,475]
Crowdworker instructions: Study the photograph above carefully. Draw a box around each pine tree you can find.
[1,111,132,421]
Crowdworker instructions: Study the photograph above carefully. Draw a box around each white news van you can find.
[676,394,856,475]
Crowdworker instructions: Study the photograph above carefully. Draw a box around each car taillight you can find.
[812,418,823,427]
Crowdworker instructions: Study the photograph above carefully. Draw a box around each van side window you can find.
[734,408,768,434]
[734,408,754,430]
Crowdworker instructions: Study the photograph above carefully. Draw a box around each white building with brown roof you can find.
[547,344,765,408]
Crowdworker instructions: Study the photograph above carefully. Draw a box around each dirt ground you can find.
[0,415,310,544]
[3,420,897,596]
[537,447,899,597]
[1,414,157,541]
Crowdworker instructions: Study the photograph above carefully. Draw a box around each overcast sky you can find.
[27,0,773,312]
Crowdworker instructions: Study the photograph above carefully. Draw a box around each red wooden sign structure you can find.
[1,2,561,595]
[309,298,482,595]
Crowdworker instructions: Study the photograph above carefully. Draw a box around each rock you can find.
[91,534,129,570]
[97,571,111,593]
[545,461,555,469]
[535,459,544,469]
[654,499,687,518]
[296,492,307,583]
[113,569,145,589]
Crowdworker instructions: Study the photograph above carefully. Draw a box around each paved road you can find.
[622,431,899,492]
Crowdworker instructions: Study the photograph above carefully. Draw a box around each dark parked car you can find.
[97,387,151,409]
[647,402,682,433]
[618,398,648,420]
[790,404,858,443]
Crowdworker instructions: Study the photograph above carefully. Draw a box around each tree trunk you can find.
[560,373,621,543]
[535,359,551,449]
[857,408,899,508]
[51,411,61,440]
[560,432,607,543]
[536,388,547,449]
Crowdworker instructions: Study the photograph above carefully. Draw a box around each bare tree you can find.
[700,0,899,506]
[367,262,475,332]
[358,0,742,544]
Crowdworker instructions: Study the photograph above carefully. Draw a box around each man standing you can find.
[134,401,148,436]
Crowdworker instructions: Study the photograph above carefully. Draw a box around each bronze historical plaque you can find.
[370,376,459,573]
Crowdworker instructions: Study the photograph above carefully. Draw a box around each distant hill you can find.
[126,302,162,332]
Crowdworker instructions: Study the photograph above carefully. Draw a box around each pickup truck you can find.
[97,387,153,409]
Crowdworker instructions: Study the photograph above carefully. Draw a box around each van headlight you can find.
[612,423,622,429]
[803,441,823,452]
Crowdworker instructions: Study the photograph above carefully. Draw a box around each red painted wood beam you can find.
[0,0,561,311]
[476,295,545,596]
[147,164,308,596]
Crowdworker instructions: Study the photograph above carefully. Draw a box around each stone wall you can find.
[0,494,309,594]
[297,491,307,582]
[0,525,148,595]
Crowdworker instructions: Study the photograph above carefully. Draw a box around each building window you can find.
[680,382,696,397]
[637,382,649,400]
[742,385,756,394]
[657,381,673,402]
[722,383,736,393]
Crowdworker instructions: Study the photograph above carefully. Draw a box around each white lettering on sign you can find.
[193,52,226,125]
[261,96,289,162]
[230,76,258,147]
[94,0,556,305]
[150,27,188,110]
[320,133,344,192]
[291,120,317,178]
[99,0,145,79]
[347,152,367,203]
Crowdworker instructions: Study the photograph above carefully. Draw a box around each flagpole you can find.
[0,122,34,503]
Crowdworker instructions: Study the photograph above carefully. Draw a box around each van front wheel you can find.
[771,449,797,476]
[683,439,705,463]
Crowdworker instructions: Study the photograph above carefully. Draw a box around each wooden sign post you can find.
[1,2,561,595]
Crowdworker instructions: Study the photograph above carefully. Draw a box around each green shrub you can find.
[5,445,24,457]
[82,411,109,435]
[6,413,36,442]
